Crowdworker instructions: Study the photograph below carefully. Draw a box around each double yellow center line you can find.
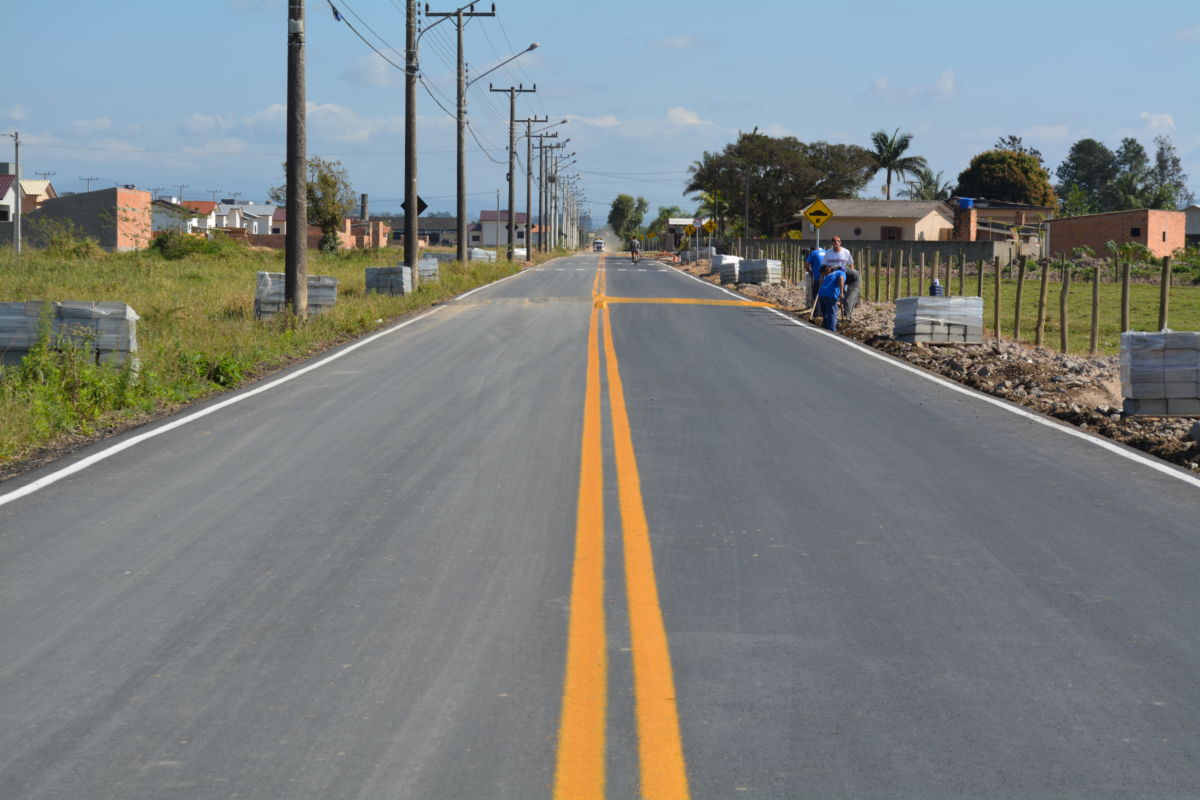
[555,261,769,798]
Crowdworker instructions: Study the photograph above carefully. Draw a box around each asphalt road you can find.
[1,251,1199,799]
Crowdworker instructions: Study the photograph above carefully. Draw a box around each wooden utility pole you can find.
[285,0,308,317]
[404,0,419,283]
[517,116,547,261]
[489,83,536,261]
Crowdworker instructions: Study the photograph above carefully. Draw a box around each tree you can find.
[869,128,928,200]
[1150,135,1195,208]
[270,156,356,252]
[607,194,648,240]
[898,167,952,201]
[994,135,1044,165]
[685,130,874,235]
[955,149,1057,206]
[1055,138,1117,213]
[646,205,683,235]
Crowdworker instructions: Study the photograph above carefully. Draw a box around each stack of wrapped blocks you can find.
[0,300,139,367]
[365,266,413,296]
[893,296,984,344]
[418,257,440,282]
[255,272,339,318]
[468,248,497,263]
[1121,331,1200,417]
[712,254,741,283]
[738,258,781,285]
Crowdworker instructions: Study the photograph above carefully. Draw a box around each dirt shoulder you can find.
[672,256,1200,474]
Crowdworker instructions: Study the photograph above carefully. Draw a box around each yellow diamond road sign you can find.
[803,200,834,228]
[684,224,697,235]
[702,220,717,234]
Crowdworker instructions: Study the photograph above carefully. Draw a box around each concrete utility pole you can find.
[404,0,419,283]
[533,132,559,252]
[517,116,547,261]
[173,183,189,203]
[286,0,308,316]
[5,131,20,255]
[425,2,495,265]
[149,187,164,200]
[489,83,535,261]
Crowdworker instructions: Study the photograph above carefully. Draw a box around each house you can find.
[1184,204,1200,248]
[964,198,1054,243]
[179,200,219,230]
[470,210,528,247]
[19,179,57,213]
[380,215,458,247]
[1045,208,1185,259]
[238,205,279,235]
[21,187,152,251]
[791,200,955,242]
[0,174,17,224]
[151,198,204,234]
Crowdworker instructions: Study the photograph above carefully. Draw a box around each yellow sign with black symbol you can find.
[702,220,717,234]
[803,199,834,229]
[684,225,697,236]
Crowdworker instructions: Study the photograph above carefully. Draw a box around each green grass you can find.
[863,267,1200,356]
[0,240,538,467]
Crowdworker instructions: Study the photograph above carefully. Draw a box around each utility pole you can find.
[489,83,535,261]
[425,2,495,265]
[517,116,546,261]
[286,0,308,317]
[208,189,221,202]
[174,183,189,203]
[404,0,419,283]
[149,186,165,200]
[533,132,558,252]
[35,170,55,182]
[4,131,19,255]
[228,192,242,204]
[80,176,99,193]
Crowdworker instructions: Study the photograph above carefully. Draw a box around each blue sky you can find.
[5,0,1199,221]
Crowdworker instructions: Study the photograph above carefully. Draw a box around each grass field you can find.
[0,240,537,467]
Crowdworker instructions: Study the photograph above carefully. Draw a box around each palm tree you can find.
[869,129,928,200]
[897,167,952,201]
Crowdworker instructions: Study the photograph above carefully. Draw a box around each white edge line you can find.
[665,263,1200,491]
[0,268,531,508]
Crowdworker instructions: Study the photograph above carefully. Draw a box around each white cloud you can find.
[568,114,621,128]
[243,103,286,129]
[181,113,234,135]
[5,105,29,122]
[343,55,403,88]
[762,122,796,138]
[1139,111,1175,129]
[71,117,112,133]
[1170,24,1200,44]
[656,35,700,50]
[871,69,958,103]
[665,107,704,126]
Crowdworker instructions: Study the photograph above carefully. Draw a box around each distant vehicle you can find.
[592,239,604,252]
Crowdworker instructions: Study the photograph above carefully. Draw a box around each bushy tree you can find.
[646,205,683,235]
[607,194,648,240]
[869,129,928,200]
[1055,139,1117,212]
[994,135,1044,165]
[1150,135,1195,208]
[955,149,1057,206]
[685,130,874,236]
[270,156,356,252]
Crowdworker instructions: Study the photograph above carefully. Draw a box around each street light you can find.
[3,131,19,255]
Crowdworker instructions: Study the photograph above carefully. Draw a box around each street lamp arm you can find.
[466,42,539,87]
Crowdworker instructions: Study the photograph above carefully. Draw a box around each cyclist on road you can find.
[630,237,641,264]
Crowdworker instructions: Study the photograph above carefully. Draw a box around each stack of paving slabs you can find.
[712,254,741,283]
[255,272,339,319]
[893,296,984,344]
[1120,331,1200,417]
[418,257,440,282]
[0,300,139,367]
[468,247,497,263]
[738,258,781,285]
[364,266,413,296]
[429,252,458,264]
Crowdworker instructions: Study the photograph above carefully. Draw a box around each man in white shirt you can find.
[824,235,853,272]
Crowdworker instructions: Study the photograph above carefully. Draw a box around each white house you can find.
[238,204,279,235]
[151,198,204,233]
[469,210,529,247]
[0,174,18,224]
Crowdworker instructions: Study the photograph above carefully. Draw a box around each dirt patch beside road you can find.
[676,258,1200,474]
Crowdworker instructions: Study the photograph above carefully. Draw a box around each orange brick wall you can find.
[1047,209,1186,259]
[116,188,152,250]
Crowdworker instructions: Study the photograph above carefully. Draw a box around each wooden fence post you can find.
[958,250,966,296]
[1089,262,1100,355]
[919,252,926,296]
[992,256,1002,340]
[874,250,882,303]
[1059,260,1071,353]
[976,259,984,298]
[1035,259,1050,347]
[1013,254,1028,341]
[1120,258,1131,333]
[1158,256,1171,331]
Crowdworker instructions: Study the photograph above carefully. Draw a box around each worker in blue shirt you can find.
[805,246,826,307]
[816,263,846,332]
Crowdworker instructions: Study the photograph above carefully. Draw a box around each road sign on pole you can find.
[802,199,833,229]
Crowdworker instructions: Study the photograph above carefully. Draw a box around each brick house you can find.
[1045,209,1185,258]
[20,187,152,251]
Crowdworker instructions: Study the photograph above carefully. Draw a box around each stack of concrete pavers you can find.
[468,247,497,263]
[712,254,741,283]
[739,258,781,285]
[679,250,696,264]
[418,257,440,282]
[0,300,139,367]
[893,296,984,344]
[255,272,339,319]
[365,266,413,296]
[1121,331,1200,416]
[429,252,458,264]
